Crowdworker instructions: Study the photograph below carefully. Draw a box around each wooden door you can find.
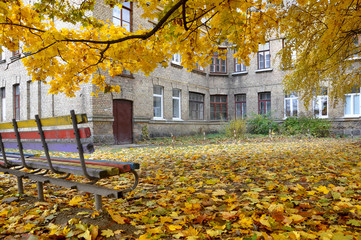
[113,99,133,144]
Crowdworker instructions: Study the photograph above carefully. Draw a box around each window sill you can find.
[255,68,273,73]
[0,59,6,64]
[232,71,248,76]
[209,73,229,77]
[172,118,183,121]
[171,62,183,69]
[343,115,361,119]
[152,117,166,121]
[191,69,206,75]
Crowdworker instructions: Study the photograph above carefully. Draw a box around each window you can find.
[344,88,360,117]
[210,95,227,120]
[13,84,20,120]
[258,92,271,115]
[313,88,328,118]
[235,94,246,119]
[0,87,5,121]
[189,92,204,120]
[258,42,270,69]
[172,89,181,119]
[172,53,181,65]
[153,86,163,119]
[195,62,204,71]
[235,58,246,72]
[113,2,132,31]
[284,92,298,118]
[210,50,227,73]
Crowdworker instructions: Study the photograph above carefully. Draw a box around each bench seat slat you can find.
[0,128,91,140]
[25,158,120,175]
[33,156,135,173]
[3,142,94,153]
[0,114,87,129]
[0,159,115,179]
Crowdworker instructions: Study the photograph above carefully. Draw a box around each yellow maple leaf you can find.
[78,229,92,240]
[315,185,330,195]
[212,189,226,196]
[206,229,223,237]
[24,223,36,231]
[69,196,83,206]
[168,225,182,231]
[290,214,304,223]
[101,229,114,237]
[147,227,162,234]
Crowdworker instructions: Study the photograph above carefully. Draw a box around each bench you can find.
[0,110,139,210]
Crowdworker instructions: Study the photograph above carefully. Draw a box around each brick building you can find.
[0,1,359,144]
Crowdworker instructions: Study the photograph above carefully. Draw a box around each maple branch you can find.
[5,41,58,70]
[64,0,188,45]
[0,22,46,33]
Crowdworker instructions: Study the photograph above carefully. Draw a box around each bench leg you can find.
[17,176,24,195]
[37,182,44,201]
[95,194,102,211]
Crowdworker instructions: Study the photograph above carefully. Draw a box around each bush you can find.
[282,116,330,137]
[225,119,247,138]
[248,114,279,135]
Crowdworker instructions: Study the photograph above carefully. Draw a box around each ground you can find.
[0,136,361,239]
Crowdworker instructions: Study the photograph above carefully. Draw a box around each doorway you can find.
[113,99,133,144]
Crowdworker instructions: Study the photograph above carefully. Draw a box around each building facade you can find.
[0,1,360,144]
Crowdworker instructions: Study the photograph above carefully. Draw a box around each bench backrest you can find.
[0,110,96,179]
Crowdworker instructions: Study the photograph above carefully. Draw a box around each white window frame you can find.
[1,87,5,122]
[313,95,328,118]
[235,58,246,72]
[172,53,181,65]
[172,89,182,120]
[258,42,271,69]
[344,91,361,117]
[153,86,164,120]
[284,93,298,118]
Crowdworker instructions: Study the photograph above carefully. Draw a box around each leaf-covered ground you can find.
[0,138,361,239]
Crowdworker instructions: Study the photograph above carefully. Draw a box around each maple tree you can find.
[0,0,360,101]
[280,0,361,105]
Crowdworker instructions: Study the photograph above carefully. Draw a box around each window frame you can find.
[153,85,164,120]
[172,88,182,120]
[189,92,204,120]
[257,42,271,70]
[235,94,246,119]
[113,2,132,32]
[344,88,361,117]
[234,58,246,72]
[13,84,20,120]
[258,92,271,115]
[284,92,298,118]
[210,95,228,121]
[172,53,182,65]
[210,49,227,73]
[0,87,5,121]
[313,88,328,118]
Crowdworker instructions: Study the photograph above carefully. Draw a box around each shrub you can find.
[225,119,247,138]
[282,116,330,137]
[248,114,279,135]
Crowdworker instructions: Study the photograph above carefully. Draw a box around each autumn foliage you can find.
[1,138,361,239]
[1,0,359,101]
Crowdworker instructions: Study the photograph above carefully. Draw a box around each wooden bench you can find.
[0,110,139,210]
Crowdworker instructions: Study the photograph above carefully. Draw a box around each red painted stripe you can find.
[33,157,132,173]
[0,128,91,140]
